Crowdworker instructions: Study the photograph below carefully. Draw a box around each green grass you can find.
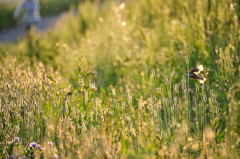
[0,0,239,158]
[40,0,80,15]
[0,3,16,31]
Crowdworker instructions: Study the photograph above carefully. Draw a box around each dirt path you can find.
[0,14,63,43]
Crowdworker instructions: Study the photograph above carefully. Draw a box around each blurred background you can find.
[0,0,81,31]
[0,0,91,42]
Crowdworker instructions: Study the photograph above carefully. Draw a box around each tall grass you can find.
[0,0,239,158]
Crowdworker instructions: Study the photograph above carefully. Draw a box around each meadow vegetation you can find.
[0,0,239,158]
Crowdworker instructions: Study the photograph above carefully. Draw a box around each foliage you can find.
[0,0,239,158]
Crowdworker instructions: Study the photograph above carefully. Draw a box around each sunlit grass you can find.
[0,0,239,158]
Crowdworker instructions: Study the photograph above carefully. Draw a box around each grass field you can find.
[0,0,239,158]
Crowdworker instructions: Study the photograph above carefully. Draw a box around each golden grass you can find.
[0,0,239,158]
